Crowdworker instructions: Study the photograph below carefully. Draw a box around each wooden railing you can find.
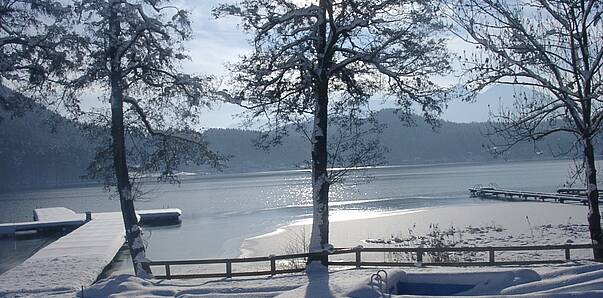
[149,243,598,279]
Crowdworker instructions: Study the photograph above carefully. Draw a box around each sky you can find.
[113,0,515,128]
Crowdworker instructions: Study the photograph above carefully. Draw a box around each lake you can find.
[0,159,584,274]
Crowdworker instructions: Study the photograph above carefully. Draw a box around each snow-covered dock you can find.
[0,207,181,297]
[468,186,591,204]
[0,207,181,236]
[0,207,86,235]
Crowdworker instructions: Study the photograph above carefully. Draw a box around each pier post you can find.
[416,249,423,264]
[354,245,363,268]
[226,260,232,278]
[269,255,276,276]
[489,249,495,264]
[165,264,171,279]
[565,248,571,261]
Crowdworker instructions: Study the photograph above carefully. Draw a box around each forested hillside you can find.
[0,106,581,191]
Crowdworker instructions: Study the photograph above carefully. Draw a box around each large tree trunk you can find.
[307,0,330,273]
[108,0,152,278]
[584,137,603,260]
[307,78,330,272]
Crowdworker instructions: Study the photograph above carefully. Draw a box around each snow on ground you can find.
[241,202,594,263]
[85,263,603,297]
[81,201,603,297]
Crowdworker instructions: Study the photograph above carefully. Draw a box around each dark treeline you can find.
[0,105,582,192]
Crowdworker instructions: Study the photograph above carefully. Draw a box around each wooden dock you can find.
[0,207,181,297]
[469,186,589,204]
[0,207,181,236]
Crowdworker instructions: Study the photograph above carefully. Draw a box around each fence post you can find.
[416,248,423,265]
[489,249,495,264]
[354,245,363,268]
[565,248,571,261]
[226,260,232,278]
[165,264,171,279]
[269,255,276,276]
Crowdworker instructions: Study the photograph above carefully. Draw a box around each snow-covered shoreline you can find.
[81,201,603,297]
[240,201,594,260]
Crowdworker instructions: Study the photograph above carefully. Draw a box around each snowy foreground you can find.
[82,202,603,297]
[86,264,603,297]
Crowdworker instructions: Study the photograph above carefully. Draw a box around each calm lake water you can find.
[0,159,587,273]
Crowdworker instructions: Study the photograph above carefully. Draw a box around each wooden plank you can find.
[360,244,595,253]
[356,261,416,267]
[150,244,597,266]
[149,255,271,266]
[470,187,594,204]
[154,273,228,279]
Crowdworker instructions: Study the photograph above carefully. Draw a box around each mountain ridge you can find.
[0,103,580,191]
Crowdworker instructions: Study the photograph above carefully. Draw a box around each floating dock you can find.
[0,207,181,297]
[0,207,181,236]
[469,186,589,204]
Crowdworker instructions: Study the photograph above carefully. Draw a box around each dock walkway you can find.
[0,207,180,297]
[469,187,589,204]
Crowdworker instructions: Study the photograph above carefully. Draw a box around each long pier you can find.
[0,207,181,297]
[469,187,589,205]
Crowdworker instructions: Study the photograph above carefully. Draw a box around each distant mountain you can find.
[0,102,96,190]
[0,103,582,191]
[207,109,577,172]
[443,84,534,123]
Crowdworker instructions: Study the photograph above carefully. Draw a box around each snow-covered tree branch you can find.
[449,0,603,258]
[53,0,226,277]
[0,0,82,119]
[217,0,451,272]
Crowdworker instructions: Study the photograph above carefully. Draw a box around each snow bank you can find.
[83,265,603,297]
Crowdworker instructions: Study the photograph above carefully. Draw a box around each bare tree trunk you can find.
[584,137,603,259]
[308,78,330,270]
[306,0,330,272]
[108,0,152,278]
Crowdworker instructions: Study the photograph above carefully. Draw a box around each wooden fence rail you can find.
[149,243,599,279]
